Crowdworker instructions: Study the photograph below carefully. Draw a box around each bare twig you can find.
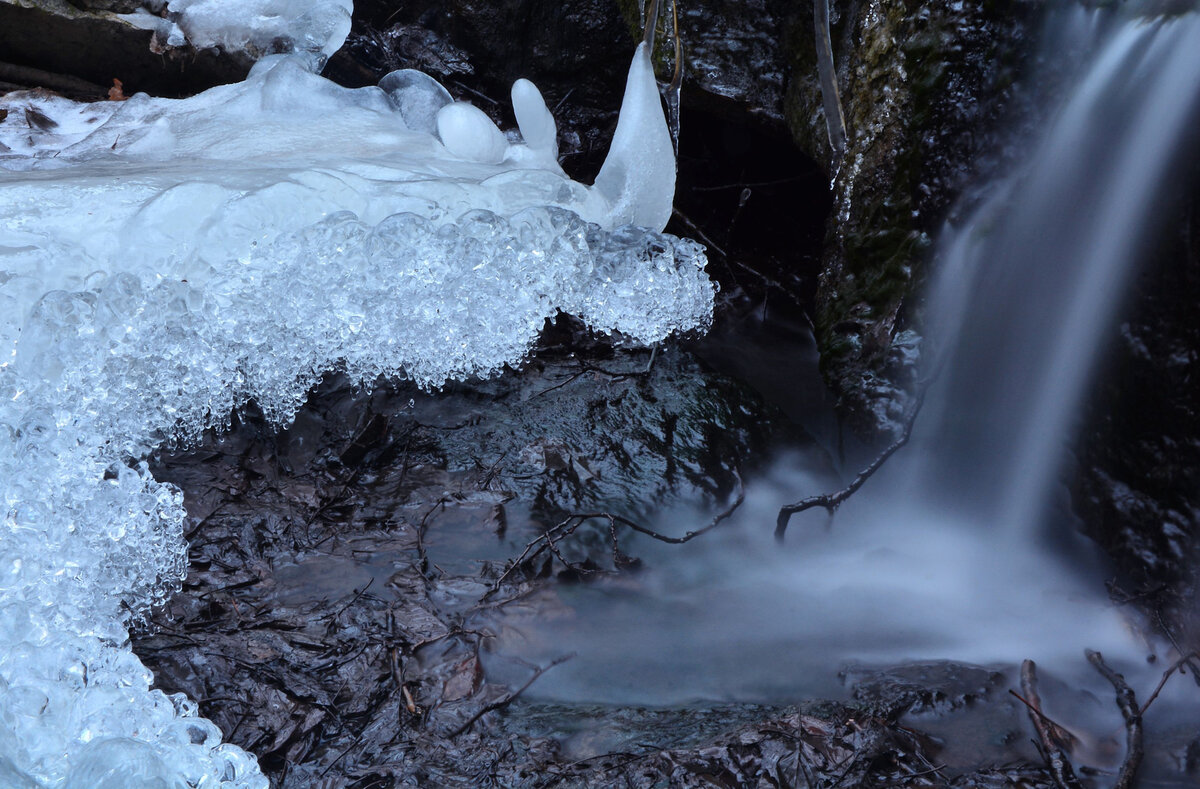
[776,388,926,541]
[1140,651,1199,716]
[1154,610,1200,686]
[641,0,662,48]
[448,653,574,738]
[1086,650,1143,789]
[483,470,744,599]
[332,577,374,618]
[1007,689,1078,751]
[1020,660,1082,789]
[671,207,730,260]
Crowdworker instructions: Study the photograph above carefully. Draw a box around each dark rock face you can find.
[612,0,794,124]
[1073,187,1200,616]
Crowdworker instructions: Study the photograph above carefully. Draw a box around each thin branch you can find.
[1086,650,1143,789]
[1154,610,1200,686]
[671,207,730,259]
[776,388,926,541]
[1007,689,1077,751]
[448,653,574,738]
[483,471,744,599]
[641,0,662,48]
[1140,651,1199,716]
[1020,660,1082,789]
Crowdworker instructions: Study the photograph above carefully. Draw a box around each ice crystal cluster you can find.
[0,4,710,783]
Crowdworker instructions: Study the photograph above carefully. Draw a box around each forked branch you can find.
[1086,650,1143,789]
[775,388,926,542]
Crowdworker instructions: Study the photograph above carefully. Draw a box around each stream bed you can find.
[133,295,1200,787]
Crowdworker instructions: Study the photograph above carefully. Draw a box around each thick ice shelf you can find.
[0,41,707,787]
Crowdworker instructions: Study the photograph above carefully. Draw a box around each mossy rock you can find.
[783,0,1041,439]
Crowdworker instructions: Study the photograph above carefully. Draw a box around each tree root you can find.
[1016,649,1198,789]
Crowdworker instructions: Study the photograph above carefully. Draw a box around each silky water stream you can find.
[475,6,1200,775]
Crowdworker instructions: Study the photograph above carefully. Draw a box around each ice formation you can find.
[122,0,354,61]
[0,9,709,786]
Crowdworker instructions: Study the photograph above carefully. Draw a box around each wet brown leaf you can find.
[442,656,482,701]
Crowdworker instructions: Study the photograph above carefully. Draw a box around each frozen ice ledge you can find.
[0,45,712,788]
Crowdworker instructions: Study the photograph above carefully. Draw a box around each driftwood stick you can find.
[1086,650,1143,789]
[776,388,925,542]
[448,653,574,738]
[1020,660,1083,789]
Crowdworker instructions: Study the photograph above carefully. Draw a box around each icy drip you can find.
[0,30,706,789]
[914,12,1200,536]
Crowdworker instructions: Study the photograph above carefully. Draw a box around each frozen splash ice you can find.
[0,22,707,789]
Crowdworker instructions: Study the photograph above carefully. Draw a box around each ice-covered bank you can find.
[0,4,710,783]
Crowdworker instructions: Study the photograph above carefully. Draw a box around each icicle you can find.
[590,42,677,231]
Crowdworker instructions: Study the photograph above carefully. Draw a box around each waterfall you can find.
[487,8,1200,715]
[916,10,1200,537]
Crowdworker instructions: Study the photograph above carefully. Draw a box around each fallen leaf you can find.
[442,656,482,701]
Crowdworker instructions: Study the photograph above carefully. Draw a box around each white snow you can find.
[0,11,703,786]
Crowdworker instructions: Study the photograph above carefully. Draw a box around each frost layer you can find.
[0,51,710,789]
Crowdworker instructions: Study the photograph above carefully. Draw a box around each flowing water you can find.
[485,6,1200,739]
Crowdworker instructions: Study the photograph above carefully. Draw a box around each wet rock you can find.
[511,701,1055,788]
[842,660,1007,718]
[132,326,822,785]
[326,0,633,180]
[67,0,142,12]
[611,0,793,125]
[784,0,1042,438]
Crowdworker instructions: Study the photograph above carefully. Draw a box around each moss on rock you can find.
[784,0,1039,438]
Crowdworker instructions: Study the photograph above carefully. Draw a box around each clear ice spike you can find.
[590,42,676,232]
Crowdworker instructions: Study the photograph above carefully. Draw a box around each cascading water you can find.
[915,8,1200,536]
[486,5,1200,732]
